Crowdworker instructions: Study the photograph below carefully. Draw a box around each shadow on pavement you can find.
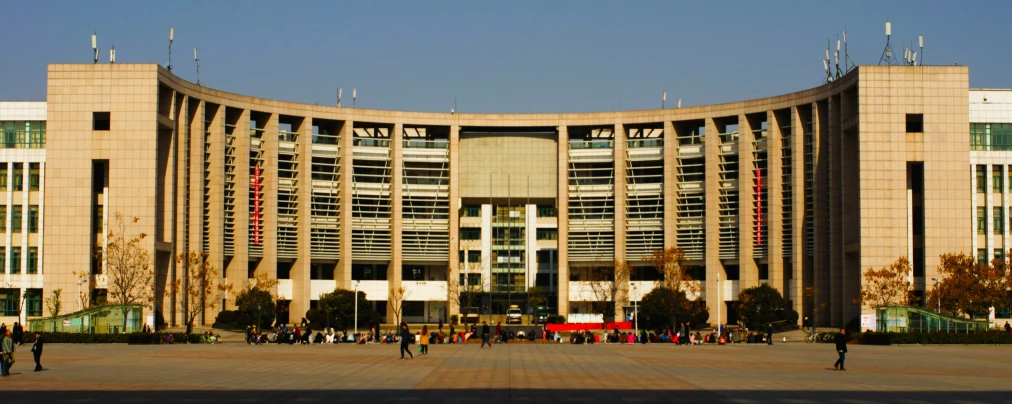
[4,389,1009,403]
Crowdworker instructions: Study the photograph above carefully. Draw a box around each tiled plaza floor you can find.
[2,341,1011,403]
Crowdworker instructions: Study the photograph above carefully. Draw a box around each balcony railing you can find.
[403,139,449,149]
[570,140,614,149]
[0,131,46,149]
[354,138,390,147]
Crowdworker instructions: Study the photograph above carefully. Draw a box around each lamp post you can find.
[354,280,360,338]
[632,282,639,336]
[78,279,89,311]
[931,277,940,313]
[716,274,721,335]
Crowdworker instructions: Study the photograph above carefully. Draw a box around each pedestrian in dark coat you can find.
[31,332,43,371]
[767,323,774,345]
[833,328,848,370]
[399,323,414,360]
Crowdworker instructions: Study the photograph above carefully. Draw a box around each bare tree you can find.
[104,213,158,331]
[447,252,486,325]
[173,251,233,334]
[586,260,633,327]
[389,286,407,325]
[646,247,698,295]
[45,288,63,318]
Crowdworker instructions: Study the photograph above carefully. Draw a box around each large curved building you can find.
[38,63,972,328]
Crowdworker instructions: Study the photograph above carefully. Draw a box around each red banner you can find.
[253,166,261,246]
[756,168,762,246]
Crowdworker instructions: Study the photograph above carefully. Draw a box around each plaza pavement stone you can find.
[1,341,1011,403]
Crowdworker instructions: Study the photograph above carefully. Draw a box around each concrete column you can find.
[828,95,843,326]
[289,117,313,322]
[767,110,785,302]
[704,118,725,326]
[738,115,757,290]
[388,123,404,322]
[203,102,225,313]
[791,106,805,317]
[448,124,460,316]
[259,113,279,294]
[663,120,677,250]
[813,101,831,326]
[556,125,570,317]
[339,121,354,290]
[614,122,626,264]
[230,108,251,308]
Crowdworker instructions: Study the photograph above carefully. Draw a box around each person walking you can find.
[12,322,23,346]
[480,321,492,348]
[833,328,848,370]
[399,323,414,360]
[767,323,775,345]
[1,330,14,376]
[30,332,42,371]
[420,325,430,356]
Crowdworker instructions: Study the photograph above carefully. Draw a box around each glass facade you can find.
[0,121,46,149]
[971,123,1012,151]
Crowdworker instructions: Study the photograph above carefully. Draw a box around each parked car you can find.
[507,305,523,324]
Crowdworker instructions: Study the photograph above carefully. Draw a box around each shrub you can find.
[778,309,800,326]
[21,332,207,344]
[215,310,238,324]
[450,314,459,325]
[860,331,1012,345]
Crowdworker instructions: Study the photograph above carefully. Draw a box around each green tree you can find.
[317,288,371,331]
[736,284,785,329]
[45,288,63,318]
[639,287,690,331]
[235,288,274,329]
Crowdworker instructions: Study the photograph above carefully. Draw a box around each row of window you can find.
[970,123,1012,151]
[0,163,41,192]
[0,205,40,233]
[460,205,558,218]
[978,248,1005,265]
[0,247,39,274]
[0,288,42,317]
[0,121,46,150]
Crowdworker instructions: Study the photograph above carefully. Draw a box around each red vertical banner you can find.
[756,168,762,246]
[254,166,261,245]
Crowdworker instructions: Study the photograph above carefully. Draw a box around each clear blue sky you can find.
[2,1,1010,113]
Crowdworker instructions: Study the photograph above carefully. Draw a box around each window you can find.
[996,249,1005,263]
[460,228,480,240]
[12,163,22,191]
[11,205,21,233]
[29,163,39,191]
[0,163,6,190]
[10,247,20,274]
[536,229,558,240]
[978,248,987,264]
[458,250,481,265]
[27,247,37,274]
[93,205,104,234]
[93,112,111,131]
[462,205,481,217]
[906,114,924,133]
[25,289,42,317]
[0,206,5,232]
[977,207,986,234]
[995,165,1004,193]
[28,205,38,233]
[0,247,4,273]
[976,165,986,193]
[403,301,425,317]
[403,266,425,281]
[459,273,482,287]
[11,206,21,233]
[537,205,556,217]
[0,289,19,316]
[997,207,1005,234]
[92,247,103,275]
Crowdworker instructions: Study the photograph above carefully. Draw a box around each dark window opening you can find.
[276,262,293,280]
[93,112,111,131]
[906,114,924,133]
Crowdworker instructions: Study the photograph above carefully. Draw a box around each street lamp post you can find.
[716,274,721,335]
[632,283,639,336]
[931,277,940,313]
[354,280,360,339]
[78,279,89,311]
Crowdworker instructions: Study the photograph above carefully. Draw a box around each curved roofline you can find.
[148,63,866,125]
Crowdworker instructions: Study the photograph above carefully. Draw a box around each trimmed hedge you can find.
[20,332,206,344]
[861,331,1012,345]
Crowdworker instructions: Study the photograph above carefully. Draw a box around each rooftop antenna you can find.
[91,32,99,64]
[662,91,667,109]
[167,27,174,72]
[109,44,116,64]
[843,29,856,73]
[835,36,843,78]
[452,97,457,114]
[352,88,356,108]
[677,98,681,108]
[823,44,833,83]
[337,88,342,107]
[878,20,898,65]
[193,48,201,86]
[918,35,924,65]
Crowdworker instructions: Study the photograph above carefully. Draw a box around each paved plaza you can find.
[2,341,1011,403]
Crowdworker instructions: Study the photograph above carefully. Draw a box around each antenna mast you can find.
[167,27,174,72]
[91,32,99,64]
[878,21,898,65]
[918,35,924,65]
[337,88,342,107]
[194,48,201,86]
[843,29,856,73]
